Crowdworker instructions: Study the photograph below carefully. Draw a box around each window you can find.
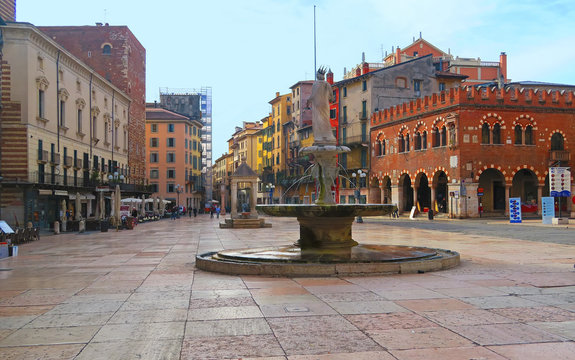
[439,82,446,91]
[339,152,347,168]
[167,138,176,147]
[77,109,82,133]
[399,134,405,153]
[422,131,427,149]
[481,123,490,144]
[551,133,564,150]
[193,156,198,169]
[168,123,175,132]
[167,169,176,179]
[150,183,159,193]
[167,183,175,193]
[361,148,367,168]
[440,127,447,146]
[492,123,501,144]
[342,106,347,123]
[150,169,159,179]
[525,125,534,145]
[361,100,367,119]
[192,126,196,136]
[361,123,367,143]
[414,80,422,96]
[342,127,347,144]
[362,80,367,91]
[38,89,45,118]
[151,124,158,133]
[150,152,159,163]
[193,140,197,151]
[343,87,347,97]
[432,126,440,147]
[102,44,112,55]
[330,108,336,119]
[514,125,522,145]
[167,152,175,162]
[150,138,158,147]
[415,132,421,150]
[59,100,66,127]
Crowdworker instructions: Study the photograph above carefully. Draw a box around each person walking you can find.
[193,208,197,217]
[216,206,221,219]
[210,206,214,219]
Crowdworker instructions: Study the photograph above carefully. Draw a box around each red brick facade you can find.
[370,86,575,217]
[38,25,147,185]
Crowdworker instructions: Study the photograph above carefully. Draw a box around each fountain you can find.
[196,68,459,276]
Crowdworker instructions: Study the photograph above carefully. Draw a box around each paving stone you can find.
[345,312,437,331]
[181,334,284,359]
[0,325,100,346]
[369,327,473,350]
[0,344,84,360]
[488,342,575,360]
[451,323,566,345]
[75,340,182,360]
[390,346,508,360]
[423,309,514,327]
[185,318,272,337]
[490,306,575,322]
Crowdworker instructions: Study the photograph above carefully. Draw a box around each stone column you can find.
[220,184,227,215]
[380,186,385,204]
[504,184,511,216]
[231,181,238,219]
[391,185,401,212]
[413,186,419,212]
[465,182,479,218]
[430,186,436,213]
[537,185,543,215]
[250,181,258,217]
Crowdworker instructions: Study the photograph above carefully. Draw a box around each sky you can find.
[17,0,575,159]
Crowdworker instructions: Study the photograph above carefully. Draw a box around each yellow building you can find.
[228,122,261,172]
[213,152,234,212]
[267,92,292,203]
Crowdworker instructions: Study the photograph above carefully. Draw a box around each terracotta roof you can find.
[435,71,468,79]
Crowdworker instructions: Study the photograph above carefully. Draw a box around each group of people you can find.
[209,205,221,219]
[171,206,198,220]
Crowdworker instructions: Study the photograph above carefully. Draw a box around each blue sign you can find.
[549,167,571,197]
[541,197,555,225]
[509,197,522,223]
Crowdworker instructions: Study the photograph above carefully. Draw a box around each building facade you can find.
[0,0,15,21]
[38,24,147,186]
[0,22,130,228]
[370,85,575,218]
[145,105,203,210]
[159,87,213,204]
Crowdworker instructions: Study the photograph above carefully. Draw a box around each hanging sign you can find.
[549,167,571,197]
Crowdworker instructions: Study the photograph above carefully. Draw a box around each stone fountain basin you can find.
[256,204,396,217]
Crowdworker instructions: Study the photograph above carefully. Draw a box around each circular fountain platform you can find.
[196,244,460,277]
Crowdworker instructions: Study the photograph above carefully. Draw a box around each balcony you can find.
[52,153,61,165]
[30,171,86,187]
[74,158,83,169]
[38,150,49,163]
[358,111,368,121]
[341,135,368,147]
[550,150,570,162]
[64,156,73,168]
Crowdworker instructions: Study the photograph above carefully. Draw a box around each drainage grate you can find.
[284,306,310,313]
[0,268,13,271]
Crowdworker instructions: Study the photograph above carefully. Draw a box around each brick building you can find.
[370,85,575,218]
[38,24,147,186]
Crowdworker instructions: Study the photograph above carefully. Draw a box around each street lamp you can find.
[174,184,183,209]
[268,183,275,204]
[108,171,125,184]
[351,169,366,223]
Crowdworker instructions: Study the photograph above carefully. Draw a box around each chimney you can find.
[395,46,401,64]
[276,91,280,97]
[362,52,365,62]
[96,22,103,26]
[154,101,157,108]
[355,67,361,77]
[326,69,334,84]
[499,52,507,83]
[343,67,347,76]
[362,62,369,75]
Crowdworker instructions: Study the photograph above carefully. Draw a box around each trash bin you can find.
[100,220,109,232]
[125,217,135,230]
[428,209,434,220]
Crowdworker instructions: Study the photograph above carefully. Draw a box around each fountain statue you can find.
[196,67,459,276]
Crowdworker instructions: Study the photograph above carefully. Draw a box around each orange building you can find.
[145,105,203,211]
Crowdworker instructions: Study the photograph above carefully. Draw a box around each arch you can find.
[368,176,381,204]
[432,170,448,213]
[492,123,502,144]
[478,168,506,213]
[511,169,538,212]
[481,123,490,144]
[381,175,392,204]
[102,43,112,55]
[550,132,565,150]
[399,173,413,212]
[415,172,431,211]
[525,125,534,145]
[514,124,522,145]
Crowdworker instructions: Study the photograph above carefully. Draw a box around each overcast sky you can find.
[17,0,575,158]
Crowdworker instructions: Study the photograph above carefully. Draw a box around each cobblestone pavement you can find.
[0,214,573,359]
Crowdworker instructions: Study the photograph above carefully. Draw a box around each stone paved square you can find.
[0,215,573,359]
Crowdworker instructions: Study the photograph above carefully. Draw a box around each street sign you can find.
[541,197,554,225]
[549,167,571,197]
[477,187,484,197]
[509,197,522,223]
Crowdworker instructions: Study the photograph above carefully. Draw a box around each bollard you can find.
[79,220,85,233]
[428,209,434,220]
[54,221,60,234]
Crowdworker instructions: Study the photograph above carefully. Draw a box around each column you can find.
[430,186,436,213]
[413,186,419,212]
[391,185,401,212]
[250,181,258,216]
[504,184,511,216]
[231,181,238,219]
[537,185,543,215]
[380,186,385,204]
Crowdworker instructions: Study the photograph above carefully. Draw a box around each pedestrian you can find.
[171,206,177,220]
[189,208,192,218]
[193,208,197,217]
[210,206,214,218]
[216,206,221,219]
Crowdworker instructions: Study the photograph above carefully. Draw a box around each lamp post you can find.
[175,184,183,210]
[268,183,275,204]
[352,169,366,223]
[108,171,125,185]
